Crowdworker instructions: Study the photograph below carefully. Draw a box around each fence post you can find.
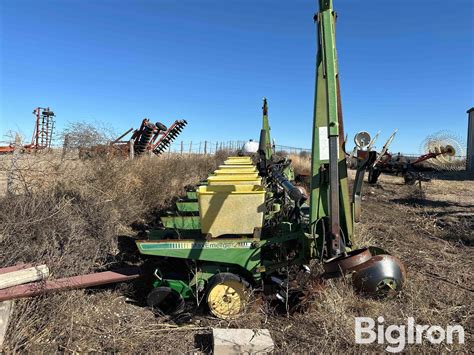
[129,139,135,160]
[180,141,183,155]
[61,134,69,161]
[204,141,207,155]
[198,141,202,154]
[189,141,192,155]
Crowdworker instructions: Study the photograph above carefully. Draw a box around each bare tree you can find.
[59,121,114,149]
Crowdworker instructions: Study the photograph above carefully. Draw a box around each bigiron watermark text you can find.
[355,317,465,352]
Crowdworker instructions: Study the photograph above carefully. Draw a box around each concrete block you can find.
[0,301,13,350]
[213,328,274,354]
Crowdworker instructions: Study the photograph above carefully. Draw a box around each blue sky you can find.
[0,0,472,153]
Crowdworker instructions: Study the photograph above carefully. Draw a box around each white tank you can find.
[242,140,259,154]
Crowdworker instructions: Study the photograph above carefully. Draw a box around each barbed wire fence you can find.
[158,140,314,156]
[162,141,468,159]
[159,140,244,155]
[163,140,467,157]
[154,140,243,155]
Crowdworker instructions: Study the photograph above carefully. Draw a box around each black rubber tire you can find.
[147,286,185,315]
[155,122,168,132]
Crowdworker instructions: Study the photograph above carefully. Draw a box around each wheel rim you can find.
[207,280,247,319]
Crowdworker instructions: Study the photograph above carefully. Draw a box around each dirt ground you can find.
[0,153,472,353]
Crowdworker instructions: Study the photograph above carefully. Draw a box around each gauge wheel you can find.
[147,286,185,315]
[155,122,168,132]
[206,273,250,319]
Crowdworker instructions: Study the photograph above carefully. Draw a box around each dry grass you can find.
[288,153,311,176]
[0,151,228,352]
[0,152,472,352]
[0,152,225,275]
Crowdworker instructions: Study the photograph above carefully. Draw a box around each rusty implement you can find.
[355,129,462,185]
[31,107,55,150]
[132,119,164,155]
[0,267,143,302]
[323,248,373,276]
[323,248,406,296]
[0,107,56,154]
[109,118,187,157]
[368,144,458,185]
[151,120,188,155]
[0,145,15,154]
[80,117,186,159]
[110,127,134,145]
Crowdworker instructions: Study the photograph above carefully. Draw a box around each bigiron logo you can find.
[355,317,465,353]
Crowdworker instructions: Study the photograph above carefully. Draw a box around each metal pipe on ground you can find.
[0,267,143,302]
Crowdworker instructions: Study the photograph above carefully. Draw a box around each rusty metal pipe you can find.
[0,267,143,302]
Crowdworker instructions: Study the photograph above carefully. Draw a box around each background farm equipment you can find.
[78,118,187,159]
[133,0,406,319]
[125,118,187,157]
[0,107,55,154]
[368,146,456,185]
[368,134,459,185]
[349,129,462,185]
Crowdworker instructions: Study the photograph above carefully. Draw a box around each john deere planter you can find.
[136,0,406,319]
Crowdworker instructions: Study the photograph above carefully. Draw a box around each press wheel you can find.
[206,273,249,319]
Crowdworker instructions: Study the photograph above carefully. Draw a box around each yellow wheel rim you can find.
[207,279,247,319]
